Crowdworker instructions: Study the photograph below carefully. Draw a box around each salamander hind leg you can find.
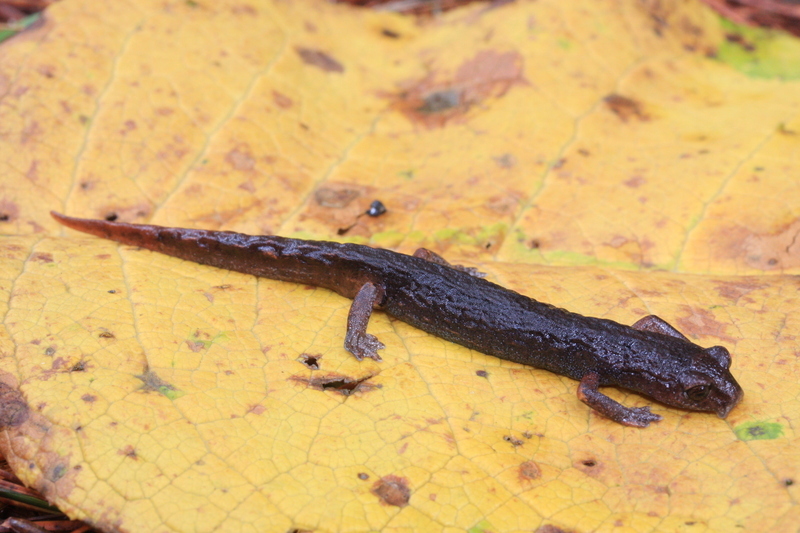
[412,248,486,278]
[631,315,689,341]
[344,282,386,362]
[577,372,662,428]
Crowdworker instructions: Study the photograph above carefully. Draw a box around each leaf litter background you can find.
[1,0,799,531]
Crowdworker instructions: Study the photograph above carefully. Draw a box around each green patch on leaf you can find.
[468,520,494,533]
[397,169,415,180]
[158,385,185,400]
[371,230,406,249]
[431,224,507,249]
[735,420,784,441]
[716,19,800,80]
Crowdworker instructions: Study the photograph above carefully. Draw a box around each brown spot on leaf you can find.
[607,235,629,248]
[725,32,756,52]
[81,394,97,403]
[0,383,29,427]
[455,50,524,100]
[476,370,489,378]
[296,47,344,73]
[32,252,53,263]
[604,94,649,122]
[736,218,800,271]
[675,306,735,343]
[358,472,369,480]
[536,524,575,533]
[418,89,460,113]
[371,475,410,507]
[248,404,266,415]
[314,185,361,208]
[226,145,256,171]
[96,204,152,224]
[0,199,19,222]
[714,280,767,302]
[624,176,646,188]
[186,340,206,352]
[21,119,42,144]
[289,373,379,396]
[518,460,541,482]
[493,153,517,168]
[121,120,137,134]
[393,50,525,128]
[118,445,138,460]
[272,90,293,109]
[306,183,386,235]
[26,160,40,181]
[503,435,524,447]
[485,191,522,215]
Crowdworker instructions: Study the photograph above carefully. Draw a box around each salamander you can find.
[51,212,743,427]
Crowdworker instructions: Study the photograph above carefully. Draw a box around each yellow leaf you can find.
[1,0,799,532]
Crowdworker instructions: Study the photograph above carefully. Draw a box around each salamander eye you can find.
[685,385,711,402]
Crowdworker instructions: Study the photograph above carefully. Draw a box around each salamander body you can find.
[51,212,744,427]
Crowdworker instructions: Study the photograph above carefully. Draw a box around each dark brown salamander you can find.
[51,212,743,427]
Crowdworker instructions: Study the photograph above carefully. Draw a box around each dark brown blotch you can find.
[604,94,649,122]
[118,445,138,460]
[289,373,379,396]
[371,475,410,507]
[295,47,344,73]
[518,460,541,482]
[0,383,29,428]
[32,252,54,263]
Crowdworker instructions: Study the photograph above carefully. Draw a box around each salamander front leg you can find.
[344,282,386,362]
[413,248,486,278]
[577,372,662,427]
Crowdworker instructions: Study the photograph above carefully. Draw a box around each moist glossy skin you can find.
[51,212,744,427]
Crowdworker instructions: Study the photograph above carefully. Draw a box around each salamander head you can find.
[659,345,744,418]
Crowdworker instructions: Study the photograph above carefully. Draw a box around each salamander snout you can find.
[715,378,744,418]
[678,347,744,419]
